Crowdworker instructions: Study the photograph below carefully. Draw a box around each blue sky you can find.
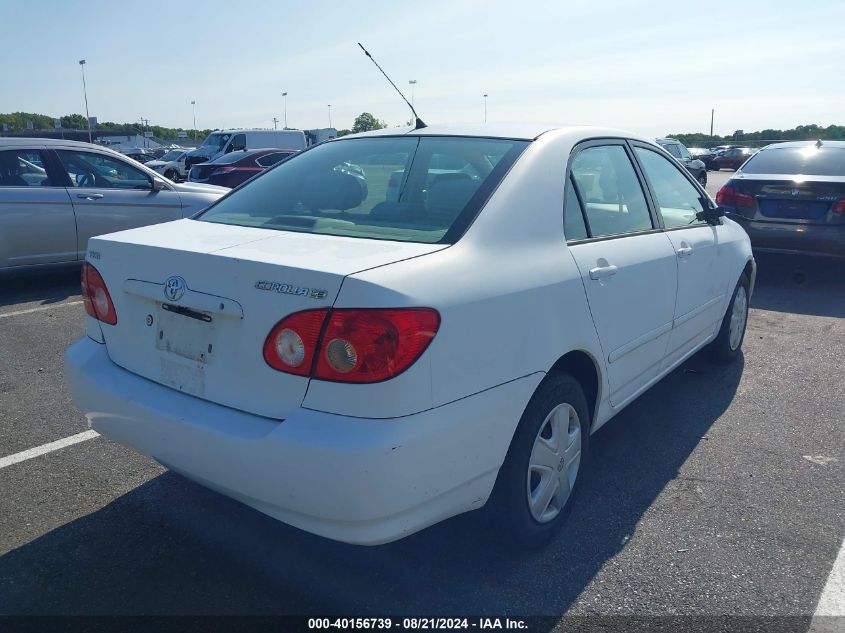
[2,0,843,136]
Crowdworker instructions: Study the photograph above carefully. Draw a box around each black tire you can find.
[697,171,707,187]
[489,372,590,549]
[708,273,750,364]
[165,169,179,181]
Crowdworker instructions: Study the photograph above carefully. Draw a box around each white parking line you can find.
[0,300,83,319]
[0,430,99,470]
[810,536,845,632]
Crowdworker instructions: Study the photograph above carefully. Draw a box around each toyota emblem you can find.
[164,276,187,302]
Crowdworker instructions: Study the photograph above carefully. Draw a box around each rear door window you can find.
[0,150,52,186]
[569,145,653,238]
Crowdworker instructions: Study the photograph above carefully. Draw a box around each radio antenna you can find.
[358,43,426,130]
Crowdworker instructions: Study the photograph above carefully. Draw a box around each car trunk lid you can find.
[189,163,215,182]
[88,219,447,419]
[731,174,845,225]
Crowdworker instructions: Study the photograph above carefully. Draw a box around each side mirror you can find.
[695,205,726,225]
[151,177,167,191]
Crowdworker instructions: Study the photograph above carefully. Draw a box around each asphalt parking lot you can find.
[0,173,843,628]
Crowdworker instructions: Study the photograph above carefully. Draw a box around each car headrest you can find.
[427,178,478,223]
[301,172,365,211]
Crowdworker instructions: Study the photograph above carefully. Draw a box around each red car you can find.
[711,147,755,171]
[189,148,297,188]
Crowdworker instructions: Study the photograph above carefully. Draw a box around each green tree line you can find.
[0,110,389,139]
[0,111,211,139]
[669,124,845,147]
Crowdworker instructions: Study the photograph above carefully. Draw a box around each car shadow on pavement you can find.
[0,353,743,621]
[0,268,81,309]
[750,253,845,319]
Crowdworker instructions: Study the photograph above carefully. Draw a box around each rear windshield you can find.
[198,136,528,244]
[210,150,253,165]
[741,146,845,176]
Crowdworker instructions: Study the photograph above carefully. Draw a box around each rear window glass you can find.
[256,152,294,167]
[741,146,845,176]
[198,136,527,244]
[210,151,253,165]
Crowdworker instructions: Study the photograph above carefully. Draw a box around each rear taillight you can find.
[211,166,237,176]
[314,309,440,383]
[81,262,117,325]
[833,199,845,214]
[262,308,440,383]
[715,185,755,209]
[263,309,328,376]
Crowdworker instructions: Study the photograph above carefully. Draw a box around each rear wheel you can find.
[165,169,179,181]
[490,372,589,549]
[708,274,749,364]
[697,171,707,187]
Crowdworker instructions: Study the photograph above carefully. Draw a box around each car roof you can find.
[760,140,845,150]
[0,137,125,151]
[209,129,302,135]
[341,123,653,143]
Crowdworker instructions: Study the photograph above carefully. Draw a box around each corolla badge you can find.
[164,276,187,301]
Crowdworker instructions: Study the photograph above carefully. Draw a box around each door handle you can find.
[676,246,693,258]
[77,193,104,200]
[589,264,618,280]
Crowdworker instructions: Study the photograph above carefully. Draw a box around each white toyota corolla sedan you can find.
[66,124,755,547]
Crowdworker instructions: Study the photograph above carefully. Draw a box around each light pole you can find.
[327,104,332,128]
[710,108,715,139]
[409,80,417,107]
[282,92,288,129]
[78,59,92,143]
[140,117,149,147]
[273,117,279,130]
[483,94,488,123]
[191,100,196,140]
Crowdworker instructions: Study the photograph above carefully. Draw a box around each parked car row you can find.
[183,129,309,173]
[686,145,756,171]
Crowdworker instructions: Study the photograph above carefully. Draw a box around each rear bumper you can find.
[65,338,540,545]
[730,216,845,258]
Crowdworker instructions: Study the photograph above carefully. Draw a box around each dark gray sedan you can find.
[716,140,845,258]
[0,138,227,273]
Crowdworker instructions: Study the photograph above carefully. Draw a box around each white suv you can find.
[145,149,189,182]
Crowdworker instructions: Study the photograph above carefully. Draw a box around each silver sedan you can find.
[0,138,227,272]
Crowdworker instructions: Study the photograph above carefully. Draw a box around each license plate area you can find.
[155,304,216,364]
